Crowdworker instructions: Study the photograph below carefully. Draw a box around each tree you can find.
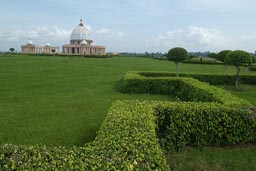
[207,52,217,62]
[9,48,15,57]
[51,49,56,56]
[188,54,197,62]
[167,47,188,77]
[9,48,15,53]
[225,50,252,89]
[217,50,232,74]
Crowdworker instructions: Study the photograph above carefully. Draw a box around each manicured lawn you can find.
[0,54,254,148]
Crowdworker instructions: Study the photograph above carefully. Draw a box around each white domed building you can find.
[62,19,105,55]
[21,40,59,54]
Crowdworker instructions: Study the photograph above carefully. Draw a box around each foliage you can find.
[207,52,218,59]
[167,47,188,62]
[167,47,188,77]
[225,50,252,66]
[0,101,169,170]
[187,54,198,61]
[121,71,251,106]
[155,102,256,151]
[225,50,252,88]
[9,48,15,53]
[217,50,232,62]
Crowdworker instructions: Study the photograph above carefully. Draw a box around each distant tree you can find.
[207,52,217,62]
[51,49,56,56]
[9,48,15,57]
[225,50,252,89]
[167,47,188,77]
[9,48,15,53]
[217,50,232,74]
[188,54,198,61]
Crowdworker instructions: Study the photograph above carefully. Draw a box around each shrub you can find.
[154,102,256,151]
[121,71,251,106]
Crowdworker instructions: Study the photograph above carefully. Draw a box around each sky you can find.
[0,0,256,53]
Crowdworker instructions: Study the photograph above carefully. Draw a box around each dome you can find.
[81,40,87,45]
[46,43,51,46]
[70,19,91,41]
[27,40,34,45]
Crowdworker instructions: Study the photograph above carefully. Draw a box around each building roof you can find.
[70,19,91,41]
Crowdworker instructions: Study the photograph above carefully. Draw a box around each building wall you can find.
[62,45,105,55]
[21,45,59,54]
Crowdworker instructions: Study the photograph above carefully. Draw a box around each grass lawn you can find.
[166,145,256,171]
[0,55,254,148]
[1,54,255,170]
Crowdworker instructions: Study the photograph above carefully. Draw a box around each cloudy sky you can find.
[0,0,256,53]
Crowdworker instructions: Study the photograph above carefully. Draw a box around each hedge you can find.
[120,71,256,151]
[138,71,256,85]
[154,102,256,152]
[120,71,251,106]
[0,101,169,170]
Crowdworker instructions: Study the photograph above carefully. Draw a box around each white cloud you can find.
[151,26,225,51]
[96,28,111,34]
[48,26,72,39]
[96,28,124,38]
[0,26,73,51]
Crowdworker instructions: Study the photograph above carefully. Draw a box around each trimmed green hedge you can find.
[138,71,256,85]
[0,101,169,170]
[120,71,251,106]
[154,102,256,152]
[120,71,256,151]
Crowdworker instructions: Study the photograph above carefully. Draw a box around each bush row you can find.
[153,102,256,151]
[138,71,256,85]
[120,71,256,151]
[0,101,169,170]
[120,71,251,107]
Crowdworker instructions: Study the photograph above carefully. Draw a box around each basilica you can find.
[62,19,106,55]
[21,19,106,55]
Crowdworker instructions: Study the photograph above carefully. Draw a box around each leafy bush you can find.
[0,101,169,170]
[154,102,256,152]
[121,71,251,106]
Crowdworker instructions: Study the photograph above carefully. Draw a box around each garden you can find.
[0,52,256,170]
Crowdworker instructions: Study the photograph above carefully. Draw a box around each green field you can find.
[0,55,255,148]
[1,54,256,170]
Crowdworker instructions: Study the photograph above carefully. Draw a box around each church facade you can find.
[62,19,106,55]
